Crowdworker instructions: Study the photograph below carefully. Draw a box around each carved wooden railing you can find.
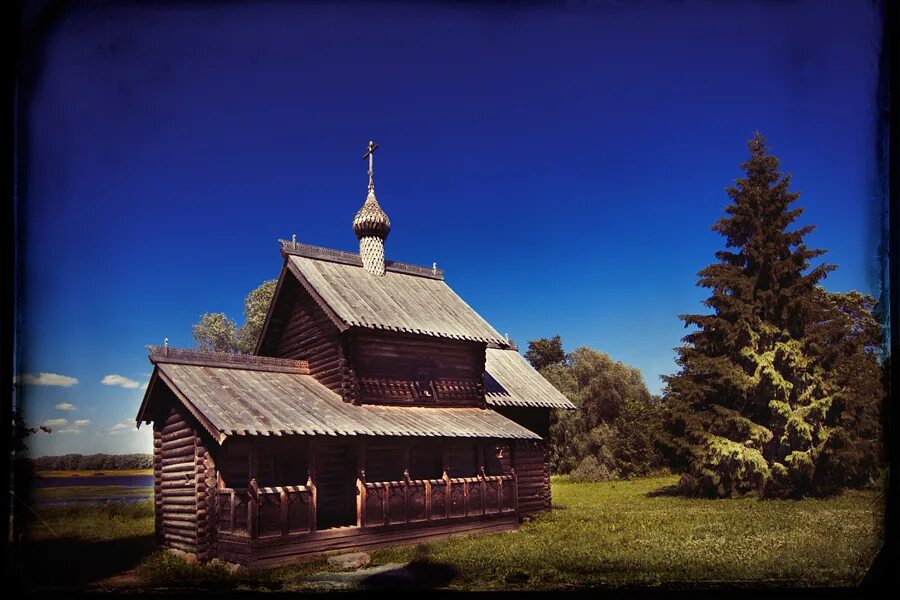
[217,476,317,539]
[356,468,517,527]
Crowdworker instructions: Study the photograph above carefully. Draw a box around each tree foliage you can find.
[524,335,566,371]
[660,133,885,498]
[537,344,664,481]
[28,453,153,471]
[192,279,277,354]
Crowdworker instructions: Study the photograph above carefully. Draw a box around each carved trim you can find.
[146,346,310,374]
[279,240,444,280]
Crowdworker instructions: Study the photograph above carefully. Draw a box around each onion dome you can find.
[352,188,391,241]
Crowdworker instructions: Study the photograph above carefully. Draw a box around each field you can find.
[15,475,885,591]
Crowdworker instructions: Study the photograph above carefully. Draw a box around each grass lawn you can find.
[17,475,885,591]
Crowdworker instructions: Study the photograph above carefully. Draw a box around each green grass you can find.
[18,475,885,591]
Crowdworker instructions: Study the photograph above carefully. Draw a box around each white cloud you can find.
[101,374,140,389]
[55,402,77,411]
[42,418,68,429]
[59,426,84,434]
[73,419,91,427]
[15,373,78,387]
[109,421,136,435]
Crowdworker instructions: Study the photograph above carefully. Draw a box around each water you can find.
[30,473,154,505]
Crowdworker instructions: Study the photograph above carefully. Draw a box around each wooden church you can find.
[136,142,575,567]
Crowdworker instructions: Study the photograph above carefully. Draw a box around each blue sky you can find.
[17,1,884,456]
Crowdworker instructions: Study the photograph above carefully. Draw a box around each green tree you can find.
[524,335,566,371]
[541,345,663,479]
[806,290,884,492]
[192,279,277,354]
[660,133,880,498]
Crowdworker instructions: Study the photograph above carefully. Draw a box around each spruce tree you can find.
[662,133,836,498]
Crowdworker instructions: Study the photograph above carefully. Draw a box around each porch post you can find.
[308,437,318,532]
[248,443,259,539]
[357,438,367,527]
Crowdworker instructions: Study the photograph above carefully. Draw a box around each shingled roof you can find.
[485,348,576,409]
[281,242,508,345]
[137,349,541,443]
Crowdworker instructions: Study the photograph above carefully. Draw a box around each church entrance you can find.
[315,439,357,529]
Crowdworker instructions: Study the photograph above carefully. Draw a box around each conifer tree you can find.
[661,133,838,498]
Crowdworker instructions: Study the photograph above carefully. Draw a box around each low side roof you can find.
[286,251,507,345]
[484,348,576,409]
[139,360,541,442]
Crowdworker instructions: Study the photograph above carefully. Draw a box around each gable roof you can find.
[484,348,576,409]
[137,348,541,442]
[274,242,508,346]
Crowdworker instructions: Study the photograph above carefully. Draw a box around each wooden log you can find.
[162,429,195,444]
[162,460,197,474]
[161,436,196,451]
[162,420,193,436]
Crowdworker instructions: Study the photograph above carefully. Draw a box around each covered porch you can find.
[212,436,520,566]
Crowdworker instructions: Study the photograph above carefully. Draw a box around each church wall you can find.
[348,330,486,407]
[259,275,346,394]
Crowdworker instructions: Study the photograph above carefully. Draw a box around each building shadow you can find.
[15,534,155,591]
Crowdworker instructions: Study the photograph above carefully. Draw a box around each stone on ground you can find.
[327,552,371,570]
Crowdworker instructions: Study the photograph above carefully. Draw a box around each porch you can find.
[209,436,521,566]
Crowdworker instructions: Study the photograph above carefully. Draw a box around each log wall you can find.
[348,331,485,407]
[152,401,216,559]
[513,440,551,517]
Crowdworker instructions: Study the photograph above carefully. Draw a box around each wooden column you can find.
[280,488,289,536]
[247,478,259,539]
[356,438,367,527]
[443,470,451,518]
[511,467,519,516]
[424,479,432,521]
[382,482,390,525]
[480,466,487,516]
[308,438,318,533]
[357,471,367,527]
[403,469,411,524]
[479,441,487,515]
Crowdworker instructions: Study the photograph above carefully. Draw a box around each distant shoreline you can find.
[35,469,154,478]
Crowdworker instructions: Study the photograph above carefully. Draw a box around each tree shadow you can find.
[14,534,155,591]
[360,559,459,589]
[646,483,683,497]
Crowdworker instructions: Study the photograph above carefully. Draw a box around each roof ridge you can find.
[146,346,310,374]
[279,240,444,280]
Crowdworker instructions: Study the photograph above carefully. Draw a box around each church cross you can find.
[362,140,379,189]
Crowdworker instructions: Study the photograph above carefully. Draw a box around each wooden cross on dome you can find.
[362,140,378,189]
